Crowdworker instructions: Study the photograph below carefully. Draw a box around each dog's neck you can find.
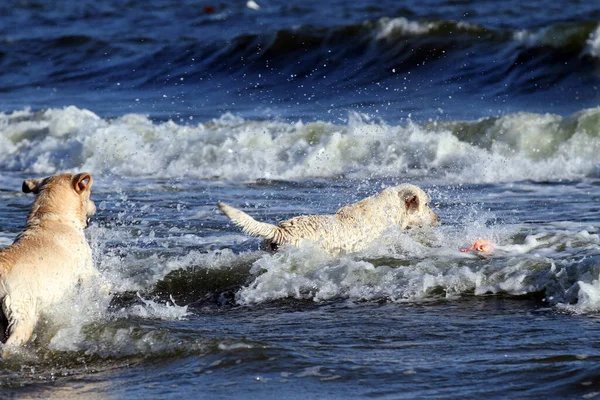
[25,210,86,232]
[25,192,87,231]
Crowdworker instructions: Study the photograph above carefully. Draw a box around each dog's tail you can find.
[217,202,279,240]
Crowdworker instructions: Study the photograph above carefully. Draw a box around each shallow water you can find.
[6,299,600,399]
[1,0,600,398]
[1,173,600,398]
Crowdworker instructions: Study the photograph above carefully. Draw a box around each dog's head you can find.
[22,173,96,229]
[394,184,439,229]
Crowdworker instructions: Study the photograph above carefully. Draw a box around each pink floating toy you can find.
[460,239,494,253]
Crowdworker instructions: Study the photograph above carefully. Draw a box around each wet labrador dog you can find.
[218,183,439,255]
[0,173,98,352]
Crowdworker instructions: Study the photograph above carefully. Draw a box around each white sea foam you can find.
[376,17,435,39]
[514,24,600,59]
[42,277,113,353]
[375,17,480,40]
[38,254,189,354]
[116,294,189,320]
[1,106,599,184]
[513,28,554,47]
[236,218,498,304]
[236,225,600,313]
[93,239,257,293]
[585,24,600,58]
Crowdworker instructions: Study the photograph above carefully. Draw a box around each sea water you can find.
[1,0,600,399]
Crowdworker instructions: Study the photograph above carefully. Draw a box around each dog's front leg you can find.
[2,291,37,351]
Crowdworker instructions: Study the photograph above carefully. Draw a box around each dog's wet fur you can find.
[0,173,99,353]
[218,183,439,255]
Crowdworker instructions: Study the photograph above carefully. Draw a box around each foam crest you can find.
[1,106,600,183]
[33,246,191,355]
[237,227,600,309]
[513,23,600,57]
[376,17,435,39]
[236,246,476,304]
[585,25,600,58]
[236,219,503,304]
[91,226,250,293]
[115,294,189,320]
[375,18,486,41]
[513,28,554,47]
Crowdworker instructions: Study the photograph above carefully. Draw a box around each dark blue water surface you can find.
[1,0,599,122]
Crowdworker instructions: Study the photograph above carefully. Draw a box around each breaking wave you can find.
[139,223,600,314]
[0,106,599,183]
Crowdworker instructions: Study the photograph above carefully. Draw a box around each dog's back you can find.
[1,225,92,303]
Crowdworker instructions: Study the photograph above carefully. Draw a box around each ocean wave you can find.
[1,16,598,102]
[112,217,600,314]
[1,106,599,183]
[7,219,598,359]
[6,17,595,62]
[375,17,493,40]
[113,293,189,320]
[234,227,600,313]
[513,22,600,53]
[250,17,600,60]
[138,17,600,94]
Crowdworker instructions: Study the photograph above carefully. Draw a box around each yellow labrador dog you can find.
[218,183,439,255]
[0,173,98,351]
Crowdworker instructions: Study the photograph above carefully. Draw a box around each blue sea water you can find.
[1,0,600,398]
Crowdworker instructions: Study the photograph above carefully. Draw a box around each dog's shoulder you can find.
[335,191,384,218]
[335,204,361,221]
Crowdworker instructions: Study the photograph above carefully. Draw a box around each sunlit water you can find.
[1,168,600,398]
[1,0,600,398]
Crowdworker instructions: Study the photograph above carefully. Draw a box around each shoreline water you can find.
[1,0,600,398]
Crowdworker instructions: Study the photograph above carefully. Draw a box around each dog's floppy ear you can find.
[22,179,42,194]
[400,189,420,213]
[73,173,93,194]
